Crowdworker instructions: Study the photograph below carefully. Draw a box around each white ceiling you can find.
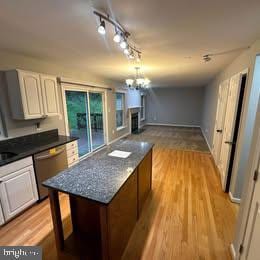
[0,0,260,87]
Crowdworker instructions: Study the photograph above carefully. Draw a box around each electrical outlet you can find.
[153,116,157,121]
[112,129,115,134]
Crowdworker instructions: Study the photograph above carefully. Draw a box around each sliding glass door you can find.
[89,92,105,150]
[65,90,105,158]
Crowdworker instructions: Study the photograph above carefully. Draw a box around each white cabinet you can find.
[66,140,79,167]
[41,74,60,116]
[6,69,59,119]
[0,157,38,223]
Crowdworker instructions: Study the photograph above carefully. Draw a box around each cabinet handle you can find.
[216,129,223,133]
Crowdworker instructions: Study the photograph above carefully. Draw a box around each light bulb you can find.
[144,78,151,85]
[113,32,121,43]
[136,78,145,86]
[98,20,106,35]
[124,48,130,55]
[126,79,134,86]
[120,40,127,49]
[129,52,135,59]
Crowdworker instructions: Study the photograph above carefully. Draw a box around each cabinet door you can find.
[41,75,60,116]
[0,165,38,221]
[18,71,44,119]
[0,205,4,225]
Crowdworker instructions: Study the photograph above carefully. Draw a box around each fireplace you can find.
[131,112,139,133]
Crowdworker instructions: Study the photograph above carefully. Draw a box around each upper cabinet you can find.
[41,74,60,116]
[6,70,60,120]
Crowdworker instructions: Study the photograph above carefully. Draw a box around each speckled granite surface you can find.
[43,140,153,204]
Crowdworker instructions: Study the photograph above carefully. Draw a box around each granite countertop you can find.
[43,139,154,205]
[0,129,78,167]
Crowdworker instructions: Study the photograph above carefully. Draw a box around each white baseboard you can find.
[108,132,130,145]
[200,127,212,154]
[230,243,236,260]
[229,191,241,204]
[146,122,200,128]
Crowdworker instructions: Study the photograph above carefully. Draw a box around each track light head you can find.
[203,54,211,62]
[124,48,130,55]
[98,20,106,35]
[120,40,127,49]
[128,51,135,60]
[113,28,121,43]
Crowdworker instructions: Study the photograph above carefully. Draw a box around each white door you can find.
[0,165,38,221]
[41,74,60,116]
[212,79,230,165]
[219,73,242,189]
[18,70,44,119]
[0,203,4,225]
[241,159,260,260]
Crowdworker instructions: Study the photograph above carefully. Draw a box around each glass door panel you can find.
[89,92,105,150]
[65,90,91,157]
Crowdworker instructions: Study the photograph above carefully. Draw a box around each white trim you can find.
[230,243,236,260]
[146,122,200,128]
[107,132,130,145]
[229,191,241,204]
[116,125,127,131]
[200,127,212,154]
[115,91,126,129]
[140,94,146,121]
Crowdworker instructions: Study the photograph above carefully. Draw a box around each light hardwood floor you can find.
[0,148,237,259]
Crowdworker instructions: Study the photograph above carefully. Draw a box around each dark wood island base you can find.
[48,149,152,260]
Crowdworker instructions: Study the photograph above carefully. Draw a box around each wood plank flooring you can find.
[0,148,237,259]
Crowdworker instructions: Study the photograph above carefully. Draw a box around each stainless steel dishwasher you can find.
[33,145,67,200]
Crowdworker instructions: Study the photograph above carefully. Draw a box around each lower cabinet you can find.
[0,157,38,223]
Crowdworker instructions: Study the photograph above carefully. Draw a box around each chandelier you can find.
[126,67,151,90]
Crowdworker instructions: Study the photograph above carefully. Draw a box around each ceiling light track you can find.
[203,46,250,62]
[94,10,142,61]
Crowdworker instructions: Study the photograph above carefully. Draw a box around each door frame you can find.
[218,68,248,191]
[61,84,109,158]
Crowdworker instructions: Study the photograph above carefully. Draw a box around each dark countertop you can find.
[43,139,153,205]
[0,129,78,167]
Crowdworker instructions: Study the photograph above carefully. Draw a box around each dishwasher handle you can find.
[34,148,65,161]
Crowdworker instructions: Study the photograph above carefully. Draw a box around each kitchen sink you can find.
[0,152,17,161]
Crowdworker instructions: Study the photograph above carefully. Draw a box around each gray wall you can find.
[146,87,205,126]
[0,51,131,143]
[201,39,260,218]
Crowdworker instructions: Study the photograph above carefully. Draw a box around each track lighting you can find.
[98,20,106,35]
[94,10,142,61]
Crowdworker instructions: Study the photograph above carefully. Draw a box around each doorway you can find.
[64,89,106,158]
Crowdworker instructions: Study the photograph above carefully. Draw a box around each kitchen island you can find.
[43,139,153,260]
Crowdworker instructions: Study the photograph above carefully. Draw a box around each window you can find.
[116,92,125,129]
[140,94,145,120]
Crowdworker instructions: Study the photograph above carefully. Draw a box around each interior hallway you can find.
[0,126,237,259]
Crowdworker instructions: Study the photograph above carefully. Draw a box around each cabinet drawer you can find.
[66,141,78,151]
[67,148,78,158]
[0,157,33,178]
[67,154,79,166]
